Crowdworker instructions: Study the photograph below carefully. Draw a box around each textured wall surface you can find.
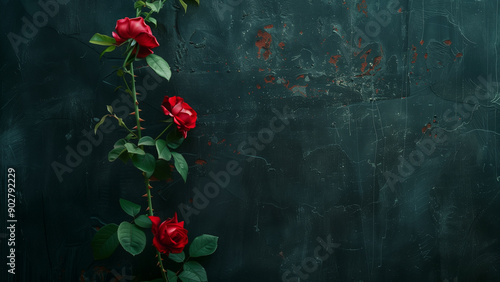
[1,0,500,281]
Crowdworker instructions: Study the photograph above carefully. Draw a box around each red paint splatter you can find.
[264,75,276,83]
[443,40,452,46]
[357,0,368,16]
[424,53,428,59]
[358,38,362,48]
[255,30,272,60]
[264,24,274,29]
[195,159,207,165]
[420,40,424,45]
[398,7,402,13]
[329,55,341,71]
[296,74,305,80]
[299,31,303,35]
[355,47,383,77]
[411,52,418,64]
[278,42,285,49]
[258,68,265,72]
[422,126,427,133]
[426,123,432,129]
[456,52,463,57]
[208,141,212,146]
[256,84,262,89]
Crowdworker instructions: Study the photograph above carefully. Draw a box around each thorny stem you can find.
[129,54,169,282]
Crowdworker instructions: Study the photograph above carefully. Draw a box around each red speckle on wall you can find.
[443,40,452,46]
[255,30,272,60]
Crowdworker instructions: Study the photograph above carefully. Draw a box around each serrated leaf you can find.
[146,1,162,12]
[147,17,157,27]
[125,142,146,155]
[146,54,172,81]
[94,114,108,134]
[117,222,146,256]
[114,139,127,148]
[152,159,172,181]
[166,129,185,149]
[132,153,156,178]
[134,0,145,9]
[134,214,152,228]
[119,198,141,217]
[178,0,188,13]
[168,251,185,263]
[100,45,116,59]
[90,33,116,46]
[171,152,188,182]
[178,261,207,282]
[138,136,155,146]
[189,234,218,257]
[156,139,172,161]
[167,270,178,282]
[91,224,119,260]
[108,147,127,162]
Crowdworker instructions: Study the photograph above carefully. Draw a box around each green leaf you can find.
[168,251,185,263]
[117,69,124,77]
[106,105,113,114]
[99,45,116,59]
[114,139,127,148]
[134,214,152,228]
[90,33,116,46]
[91,223,119,260]
[94,114,108,134]
[147,17,157,27]
[167,270,178,282]
[156,139,172,161]
[117,222,146,256]
[178,261,207,282]
[138,136,155,146]
[146,54,172,81]
[134,0,145,9]
[171,152,188,182]
[146,1,163,12]
[124,142,145,155]
[194,0,199,4]
[166,129,185,149]
[152,159,172,181]
[119,198,141,217]
[108,147,127,162]
[178,0,188,13]
[189,234,218,257]
[132,153,156,178]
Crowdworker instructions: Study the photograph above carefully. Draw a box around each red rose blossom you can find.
[149,213,188,255]
[112,17,159,58]
[161,96,197,138]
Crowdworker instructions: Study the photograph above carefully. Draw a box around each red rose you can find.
[149,213,188,255]
[112,17,159,58]
[161,96,197,138]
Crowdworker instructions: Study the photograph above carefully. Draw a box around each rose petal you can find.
[134,33,160,49]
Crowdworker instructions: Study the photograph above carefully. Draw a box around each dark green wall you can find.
[2,0,500,281]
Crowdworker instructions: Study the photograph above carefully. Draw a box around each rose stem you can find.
[129,58,169,282]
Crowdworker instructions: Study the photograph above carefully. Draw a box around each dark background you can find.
[2,0,500,281]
